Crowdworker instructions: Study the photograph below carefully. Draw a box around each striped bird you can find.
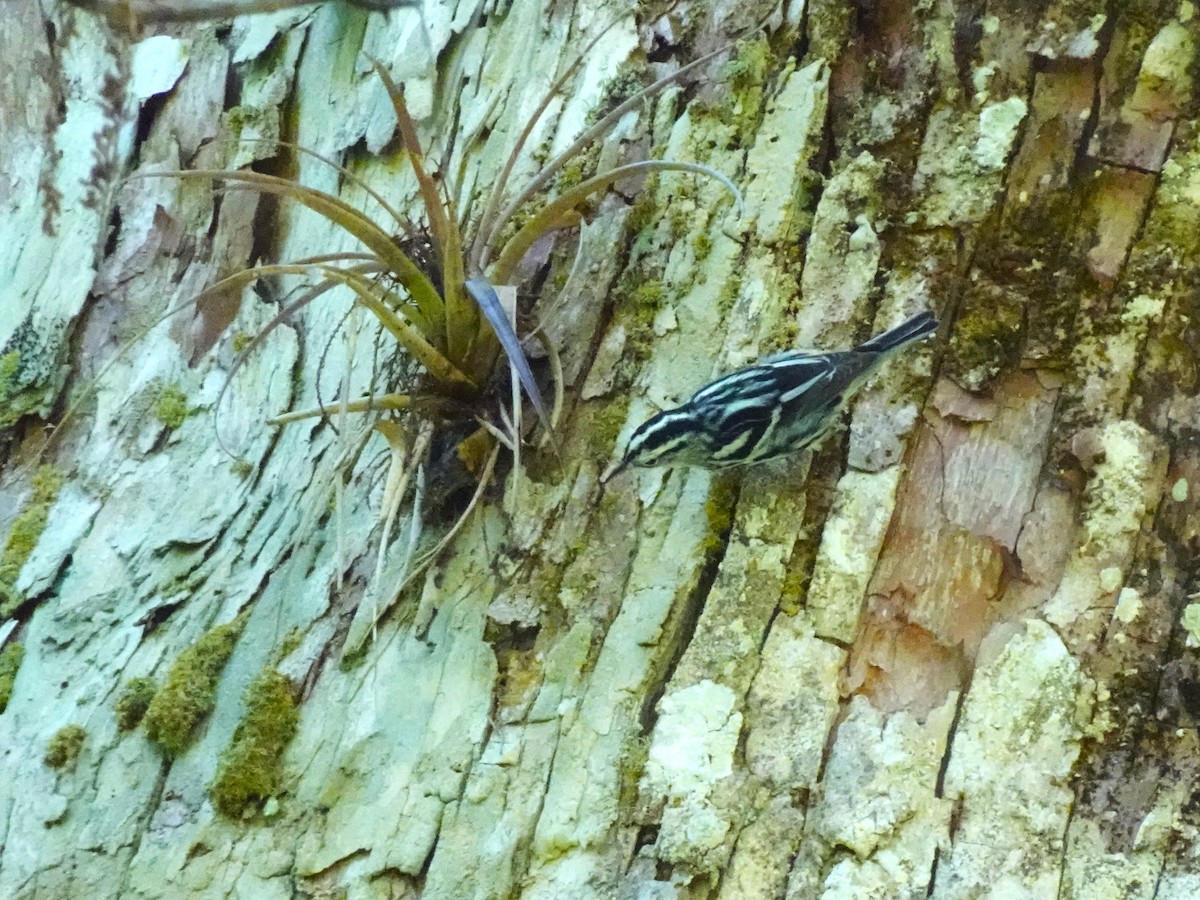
[602,310,938,481]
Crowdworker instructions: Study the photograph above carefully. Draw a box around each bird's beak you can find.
[599,457,630,485]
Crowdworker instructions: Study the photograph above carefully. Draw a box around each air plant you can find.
[45,15,747,653]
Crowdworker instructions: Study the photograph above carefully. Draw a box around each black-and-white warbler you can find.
[602,310,938,481]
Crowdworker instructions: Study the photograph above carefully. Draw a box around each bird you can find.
[602,310,938,482]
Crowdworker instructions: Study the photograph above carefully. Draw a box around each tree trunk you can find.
[3,0,1199,897]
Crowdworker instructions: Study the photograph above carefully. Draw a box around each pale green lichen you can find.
[0,642,24,713]
[974,97,1028,170]
[209,669,299,818]
[143,614,246,756]
[44,724,86,769]
[1081,421,1155,551]
[1,465,65,617]
[1173,478,1190,502]
[1182,603,1200,648]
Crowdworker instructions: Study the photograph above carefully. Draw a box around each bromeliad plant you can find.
[92,24,745,648]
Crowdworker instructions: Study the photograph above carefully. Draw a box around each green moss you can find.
[720,37,772,91]
[209,669,299,818]
[1,465,64,618]
[555,157,587,191]
[0,351,19,425]
[44,724,86,769]
[589,398,631,457]
[626,191,659,234]
[0,642,24,713]
[668,205,691,242]
[154,383,191,429]
[115,676,157,731]
[143,613,247,756]
[231,458,255,479]
[0,349,48,430]
[703,475,738,552]
[620,278,668,358]
[777,555,809,617]
[277,627,303,661]
[630,280,666,311]
[692,231,713,262]
[716,274,741,317]
[597,68,646,113]
[708,37,774,134]
[947,293,1024,390]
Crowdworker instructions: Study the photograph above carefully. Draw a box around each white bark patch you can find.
[130,37,189,102]
[796,152,884,349]
[934,620,1088,898]
[915,97,1028,227]
[744,613,843,789]
[795,693,957,898]
[974,97,1029,170]
[645,680,740,796]
[642,680,741,867]
[1045,420,1166,635]
[741,60,830,245]
[527,471,714,889]
[808,467,902,642]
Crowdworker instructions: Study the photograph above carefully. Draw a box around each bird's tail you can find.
[856,310,939,354]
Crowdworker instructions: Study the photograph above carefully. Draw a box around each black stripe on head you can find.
[624,408,700,466]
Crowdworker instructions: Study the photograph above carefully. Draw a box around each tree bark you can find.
[2,0,1199,898]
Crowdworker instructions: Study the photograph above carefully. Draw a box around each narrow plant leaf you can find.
[464,277,551,435]
[316,265,476,390]
[369,59,478,370]
[68,0,417,26]
[187,260,473,389]
[267,393,412,426]
[137,170,446,340]
[468,13,627,271]
[476,42,739,269]
[236,138,413,234]
[489,160,744,284]
[369,60,452,259]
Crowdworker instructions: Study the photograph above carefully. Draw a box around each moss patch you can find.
[143,613,246,756]
[587,397,632,459]
[703,475,739,553]
[947,290,1025,390]
[153,383,191,430]
[0,642,24,713]
[620,278,669,362]
[209,669,299,818]
[1,465,65,617]
[44,724,86,769]
[115,676,157,731]
[0,349,48,430]
[0,350,20,426]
